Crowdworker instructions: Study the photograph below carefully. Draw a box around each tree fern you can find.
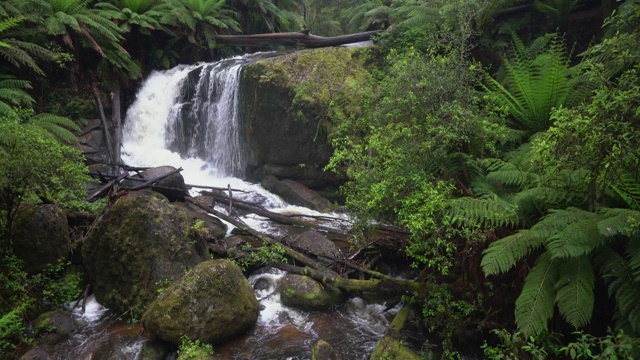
[447,196,519,229]
[515,251,558,336]
[483,33,578,134]
[610,171,640,211]
[554,255,594,329]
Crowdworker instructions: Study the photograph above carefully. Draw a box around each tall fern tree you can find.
[482,207,640,336]
[483,33,582,134]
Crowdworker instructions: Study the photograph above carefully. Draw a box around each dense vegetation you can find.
[1,0,639,358]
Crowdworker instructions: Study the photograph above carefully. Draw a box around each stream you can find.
[52,53,419,359]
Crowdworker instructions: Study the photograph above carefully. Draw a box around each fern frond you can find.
[447,197,519,229]
[555,255,595,329]
[482,228,544,275]
[610,171,640,211]
[28,113,80,144]
[595,246,640,334]
[546,211,606,258]
[597,208,640,238]
[516,251,559,336]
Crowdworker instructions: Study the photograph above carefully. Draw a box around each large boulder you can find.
[82,191,206,318]
[141,259,260,346]
[261,175,332,212]
[278,274,345,311]
[370,336,420,360]
[283,230,341,266]
[11,204,70,274]
[240,47,372,189]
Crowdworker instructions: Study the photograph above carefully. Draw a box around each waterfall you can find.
[124,56,252,178]
[166,60,246,177]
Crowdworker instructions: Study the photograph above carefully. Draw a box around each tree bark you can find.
[214,30,380,48]
[92,84,115,163]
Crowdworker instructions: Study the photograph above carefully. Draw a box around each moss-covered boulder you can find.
[82,191,206,318]
[278,274,345,310]
[11,204,70,274]
[240,47,373,189]
[141,259,259,346]
[124,165,189,202]
[311,339,340,360]
[370,336,421,360]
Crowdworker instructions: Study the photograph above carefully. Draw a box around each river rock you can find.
[138,340,172,360]
[141,259,260,346]
[283,230,341,266]
[82,191,206,318]
[370,336,420,360]
[311,339,341,360]
[278,274,345,311]
[261,175,332,212]
[33,310,77,345]
[11,204,70,274]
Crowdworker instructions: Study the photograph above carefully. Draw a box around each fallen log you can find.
[214,30,380,48]
[185,198,339,277]
[274,262,423,297]
[86,172,129,202]
[201,190,348,235]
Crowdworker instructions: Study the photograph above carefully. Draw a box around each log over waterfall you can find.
[214,30,381,48]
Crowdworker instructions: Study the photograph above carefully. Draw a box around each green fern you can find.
[554,255,595,329]
[515,251,558,336]
[595,246,640,334]
[447,196,519,229]
[0,75,33,115]
[610,171,640,211]
[28,113,80,145]
[483,33,578,134]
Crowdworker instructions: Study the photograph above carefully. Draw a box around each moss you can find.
[370,336,421,360]
[82,191,204,319]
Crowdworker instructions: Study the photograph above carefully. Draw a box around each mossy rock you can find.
[11,204,70,274]
[141,259,260,346]
[33,310,77,345]
[82,191,206,318]
[240,47,374,188]
[278,274,345,311]
[370,336,421,360]
[311,339,340,360]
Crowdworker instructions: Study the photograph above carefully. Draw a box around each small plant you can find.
[177,335,214,360]
[233,242,288,271]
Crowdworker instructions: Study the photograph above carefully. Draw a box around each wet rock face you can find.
[11,204,70,274]
[261,175,332,212]
[283,230,341,266]
[82,191,206,318]
[240,47,372,190]
[141,259,260,346]
[278,274,346,311]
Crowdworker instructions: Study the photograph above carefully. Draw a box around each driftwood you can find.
[86,172,129,202]
[214,30,380,48]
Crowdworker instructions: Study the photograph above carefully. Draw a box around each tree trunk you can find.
[111,80,122,165]
[214,30,380,48]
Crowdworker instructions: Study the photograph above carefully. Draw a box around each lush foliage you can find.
[177,335,214,360]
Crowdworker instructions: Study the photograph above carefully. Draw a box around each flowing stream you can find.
[63,54,407,359]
